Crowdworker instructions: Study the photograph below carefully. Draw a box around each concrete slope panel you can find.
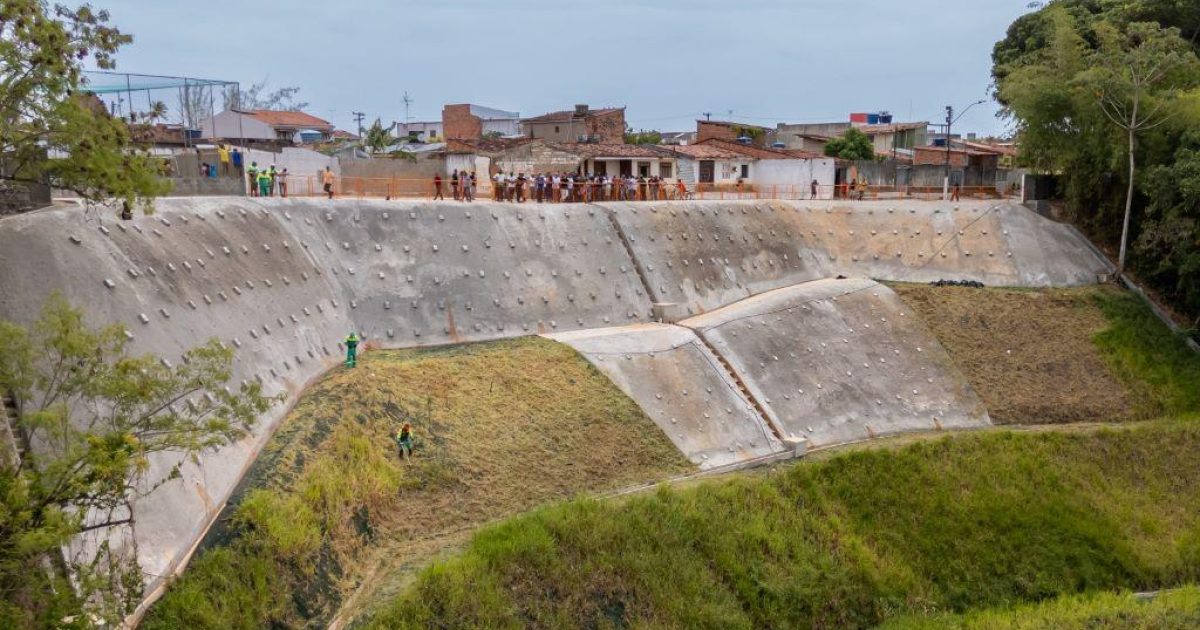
[0,200,353,587]
[268,199,654,345]
[596,200,828,316]
[549,324,783,469]
[682,278,990,448]
[602,200,1111,316]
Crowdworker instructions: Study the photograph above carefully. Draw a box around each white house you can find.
[201,109,335,144]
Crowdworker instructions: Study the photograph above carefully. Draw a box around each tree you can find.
[0,1,169,211]
[362,118,416,161]
[1137,130,1200,331]
[823,128,876,161]
[224,78,308,112]
[1084,20,1200,273]
[0,295,275,627]
[623,128,662,145]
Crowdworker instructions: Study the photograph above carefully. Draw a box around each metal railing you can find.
[261,176,1010,202]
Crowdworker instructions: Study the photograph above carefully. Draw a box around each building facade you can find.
[522,105,625,144]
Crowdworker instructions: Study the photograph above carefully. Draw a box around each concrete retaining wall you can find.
[0,196,1108,611]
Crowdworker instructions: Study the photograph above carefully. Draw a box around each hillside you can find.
[893,284,1200,423]
[141,338,691,629]
[364,421,1200,629]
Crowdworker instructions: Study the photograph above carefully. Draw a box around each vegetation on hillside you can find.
[882,586,1200,629]
[894,285,1200,423]
[143,338,689,629]
[993,0,1200,325]
[366,421,1200,629]
[0,296,272,627]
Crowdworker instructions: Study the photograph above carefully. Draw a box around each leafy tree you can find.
[363,118,415,161]
[223,77,308,112]
[823,128,876,161]
[1084,20,1200,272]
[0,1,169,211]
[0,295,274,627]
[623,128,663,145]
[1137,132,1200,331]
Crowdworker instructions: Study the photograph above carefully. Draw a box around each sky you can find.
[90,0,1033,138]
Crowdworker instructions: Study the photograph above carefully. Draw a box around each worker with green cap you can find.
[257,167,272,198]
[343,332,360,367]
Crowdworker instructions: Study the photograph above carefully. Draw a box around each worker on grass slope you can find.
[343,332,360,367]
[395,422,414,460]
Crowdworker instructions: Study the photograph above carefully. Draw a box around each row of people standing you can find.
[433,171,691,203]
[246,162,289,198]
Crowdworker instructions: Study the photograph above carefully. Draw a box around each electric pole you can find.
[944,105,953,201]
[351,111,365,141]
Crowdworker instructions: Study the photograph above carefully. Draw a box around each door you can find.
[699,160,715,183]
[619,159,632,176]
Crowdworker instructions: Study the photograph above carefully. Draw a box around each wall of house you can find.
[442,105,479,140]
[242,147,339,180]
[201,112,275,141]
[752,159,836,198]
[339,154,445,180]
[585,159,677,178]
[493,143,582,175]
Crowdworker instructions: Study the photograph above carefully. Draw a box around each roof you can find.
[549,142,674,159]
[445,137,537,154]
[521,107,623,124]
[914,145,996,157]
[244,109,333,129]
[959,140,1018,157]
[779,148,827,159]
[668,143,745,160]
[696,120,771,132]
[694,138,797,160]
[331,129,360,140]
[858,122,928,134]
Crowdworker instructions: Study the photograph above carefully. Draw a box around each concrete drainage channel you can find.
[0,197,1113,612]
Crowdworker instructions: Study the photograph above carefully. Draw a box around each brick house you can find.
[522,105,625,144]
[442,104,521,140]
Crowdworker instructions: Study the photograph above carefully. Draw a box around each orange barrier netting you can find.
[250,176,1008,202]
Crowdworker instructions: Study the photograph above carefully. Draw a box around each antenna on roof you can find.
[402,91,413,125]
[702,112,712,121]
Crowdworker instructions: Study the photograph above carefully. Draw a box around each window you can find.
[740,164,750,179]
[659,162,673,179]
[594,161,607,176]
[638,162,651,177]
[554,125,560,133]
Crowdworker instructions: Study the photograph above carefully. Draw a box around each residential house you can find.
[200,109,335,144]
[659,131,697,145]
[695,120,774,148]
[522,104,625,143]
[671,139,836,197]
[565,143,678,179]
[396,120,443,142]
[776,115,928,159]
[442,104,521,140]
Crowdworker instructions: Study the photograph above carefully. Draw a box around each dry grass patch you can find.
[892,284,1134,424]
[145,336,690,629]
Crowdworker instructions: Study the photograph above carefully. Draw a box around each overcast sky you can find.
[91,0,1031,138]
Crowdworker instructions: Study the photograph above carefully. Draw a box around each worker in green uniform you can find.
[246,161,259,197]
[257,168,272,198]
[395,422,414,460]
[343,332,360,367]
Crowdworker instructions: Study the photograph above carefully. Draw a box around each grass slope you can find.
[365,421,1200,629]
[893,285,1200,423]
[882,586,1200,629]
[142,338,690,629]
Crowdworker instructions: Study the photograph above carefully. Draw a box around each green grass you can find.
[364,420,1200,629]
[881,586,1200,629]
[1092,290,1200,417]
[142,337,689,629]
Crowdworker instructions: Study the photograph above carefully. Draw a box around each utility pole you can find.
[351,111,365,141]
[944,105,953,201]
[402,92,413,125]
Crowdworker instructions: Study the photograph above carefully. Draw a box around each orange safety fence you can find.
[272,176,1010,203]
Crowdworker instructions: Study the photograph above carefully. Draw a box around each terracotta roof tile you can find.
[521,107,623,124]
[246,109,333,129]
[669,143,745,159]
[548,142,673,159]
